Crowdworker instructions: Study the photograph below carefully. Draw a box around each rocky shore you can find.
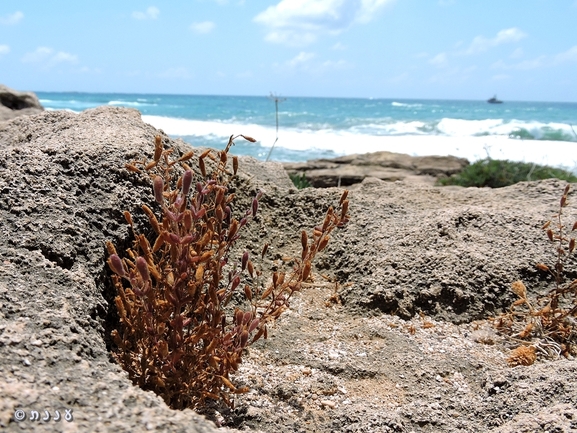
[0,85,44,122]
[1,106,576,432]
[283,152,469,187]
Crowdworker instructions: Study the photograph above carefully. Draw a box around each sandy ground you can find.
[206,283,577,433]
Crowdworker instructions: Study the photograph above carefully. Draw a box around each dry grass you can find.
[494,184,577,362]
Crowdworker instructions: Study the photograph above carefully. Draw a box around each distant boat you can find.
[487,95,503,104]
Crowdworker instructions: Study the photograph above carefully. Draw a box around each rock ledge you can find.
[283,151,469,187]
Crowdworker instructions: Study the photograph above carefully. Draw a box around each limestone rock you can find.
[0,84,44,122]
[1,106,575,432]
[0,106,284,432]
[283,151,469,187]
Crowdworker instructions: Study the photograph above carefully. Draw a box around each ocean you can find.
[36,92,577,170]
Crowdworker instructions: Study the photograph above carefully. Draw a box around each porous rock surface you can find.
[0,85,44,122]
[283,152,469,187]
[1,106,576,432]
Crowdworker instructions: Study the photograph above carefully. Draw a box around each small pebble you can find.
[328,350,340,359]
[23,358,31,366]
[321,400,336,409]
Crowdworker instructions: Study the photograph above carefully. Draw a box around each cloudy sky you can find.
[1,0,576,101]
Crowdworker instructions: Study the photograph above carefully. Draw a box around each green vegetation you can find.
[438,158,577,188]
[289,172,312,189]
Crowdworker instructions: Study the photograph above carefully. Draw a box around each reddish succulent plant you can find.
[107,135,349,409]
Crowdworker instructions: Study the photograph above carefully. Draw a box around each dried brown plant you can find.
[106,135,350,410]
[494,184,577,360]
[507,345,537,367]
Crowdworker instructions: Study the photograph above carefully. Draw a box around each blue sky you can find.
[1,0,576,101]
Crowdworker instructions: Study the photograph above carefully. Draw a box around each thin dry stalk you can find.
[494,184,577,360]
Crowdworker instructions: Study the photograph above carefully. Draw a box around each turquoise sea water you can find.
[36,92,577,166]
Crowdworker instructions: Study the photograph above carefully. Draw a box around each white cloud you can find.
[264,31,316,46]
[429,52,448,67]
[332,42,347,51]
[0,11,23,25]
[356,0,394,23]
[21,47,78,67]
[491,56,545,70]
[287,51,315,68]
[555,46,577,63]
[464,27,526,55]
[132,6,160,20]
[320,59,349,69]
[515,57,545,69]
[190,21,215,34]
[52,52,78,63]
[198,0,245,4]
[494,28,526,43]
[21,47,54,63]
[0,45,10,55]
[490,46,577,72]
[254,0,394,46]
[278,52,351,75]
[78,66,102,74]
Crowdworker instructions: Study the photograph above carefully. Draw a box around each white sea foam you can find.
[40,98,83,105]
[108,100,156,107]
[143,115,577,170]
[436,118,504,136]
[40,98,101,111]
[351,121,429,135]
[436,118,575,139]
[142,115,255,139]
[391,101,423,108]
[45,107,78,113]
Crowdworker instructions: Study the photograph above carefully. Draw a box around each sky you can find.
[1,0,576,101]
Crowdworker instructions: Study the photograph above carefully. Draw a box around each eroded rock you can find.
[283,151,469,187]
[0,84,44,122]
[1,106,575,433]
